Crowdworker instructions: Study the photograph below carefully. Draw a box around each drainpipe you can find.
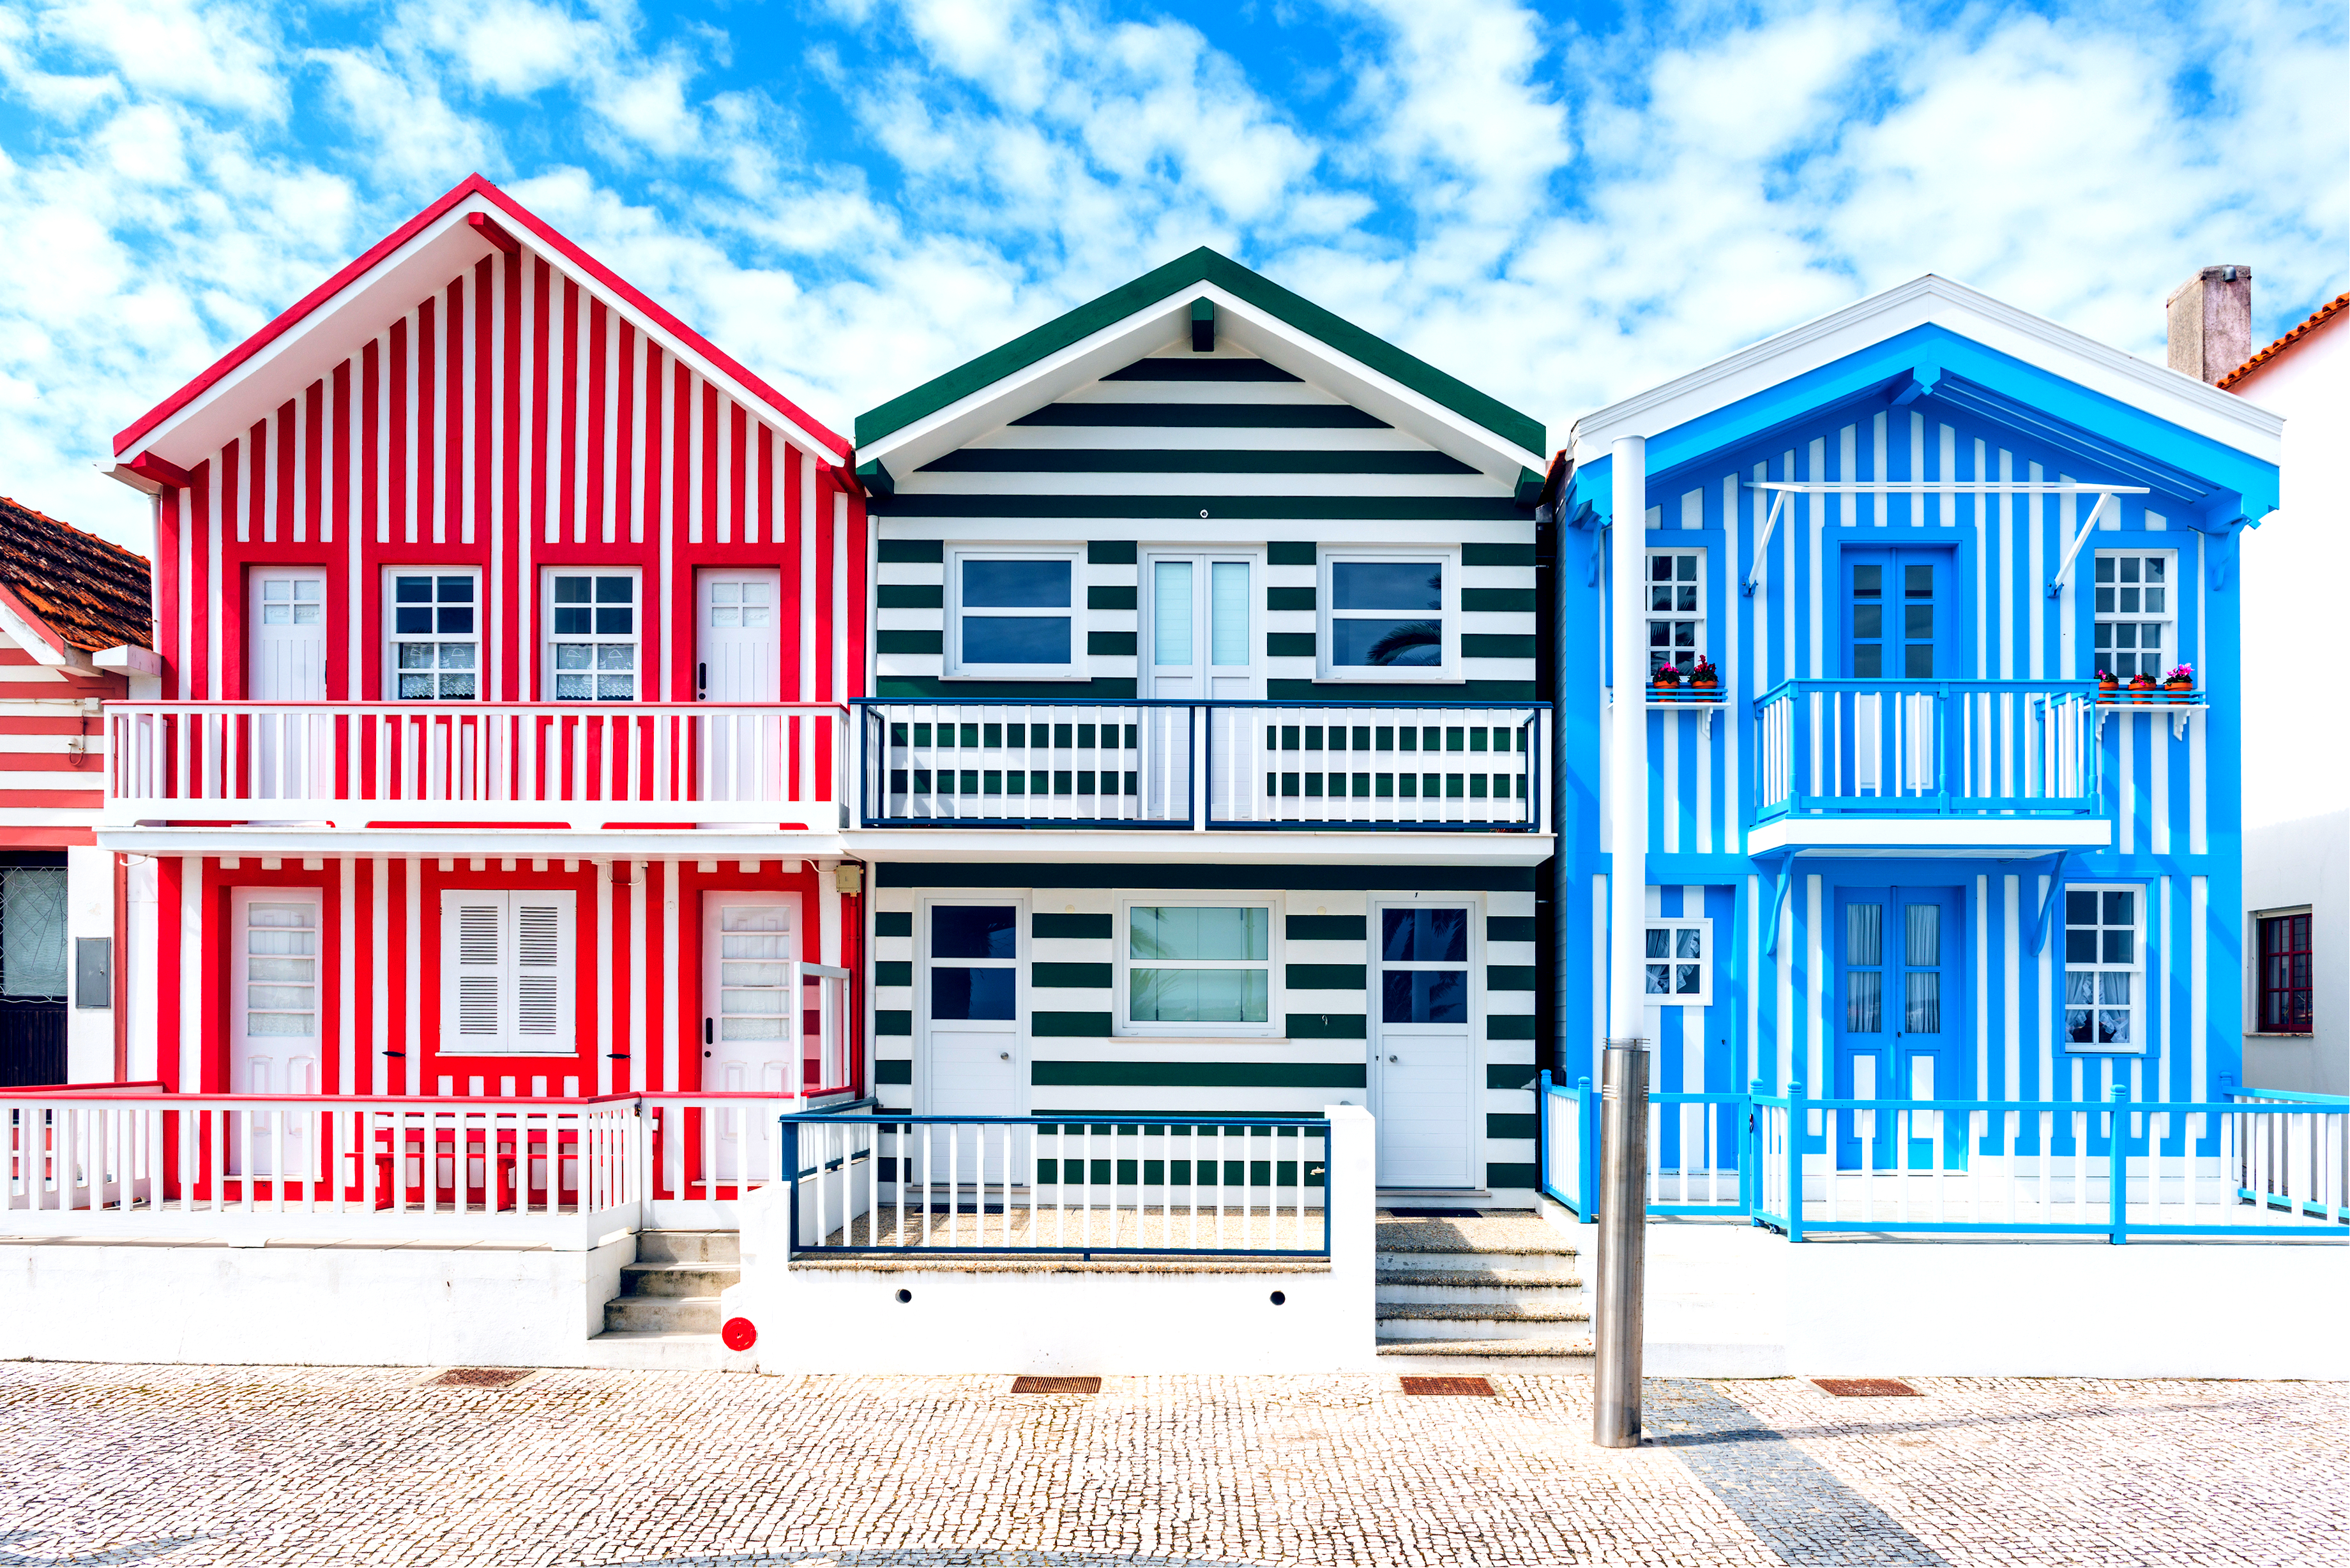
[1593,435,1651,1449]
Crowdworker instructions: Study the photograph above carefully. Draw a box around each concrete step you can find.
[603,1294,722,1334]
[619,1262,739,1298]
[581,1329,754,1372]
[1377,1217,1577,1266]
[1377,1336,1594,1372]
[633,1230,739,1265]
[1376,1268,1585,1304]
[1377,1250,1578,1275]
[1376,1301,1592,1340]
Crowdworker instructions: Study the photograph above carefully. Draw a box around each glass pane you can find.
[2066,891,2098,924]
[1130,967,1268,1023]
[1904,643,1934,678]
[932,906,1017,960]
[1130,907,1267,961]
[1382,908,1466,963]
[1904,970,1940,1033]
[1905,564,1933,597]
[439,576,473,601]
[1332,561,1439,611]
[721,1018,787,1039]
[2098,1010,2130,1044]
[1905,903,1939,966]
[964,559,1070,608]
[1853,645,1881,678]
[1210,562,1249,666]
[963,615,1071,666]
[2065,930,2097,962]
[722,963,794,986]
[245,984,313,1011]
[397,577,432,602]
[2067,1009,2093,1043]
[1846,970,1881,1033]
[440,644,475,669]
[439,674,476,699]
[597,644,634,670]
[399,674,435,698]
[1845,903,1881,967]
[1383,970,1467,1024]
[595,607,632,635]
[1644,927,1669,959]
[437,607,473,634]
[1853,605,1881,638]
[2066,970,2096,1005]
[1332,617,1440,667]
[1152,561,1194,667]
[1675,963,1701,994]
[554,577,591,603]
[931,967,1015,1021]
[1852,564,1881,598]
[2102,891,2133,926]
[395,608,432,634]
[2099,971,2132,1006]
[246,957,314,982]
[1645,963,1669,995]
[245,1013,316,1037]
[1674,927,1702,959]
[721,990,785,1014]
[596,577,632,603]
[2101,930,2133,963]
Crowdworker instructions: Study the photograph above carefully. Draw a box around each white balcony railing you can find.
[1754,680,2100,820]
[104,702,850,830]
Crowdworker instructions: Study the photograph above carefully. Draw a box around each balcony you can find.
[1752,680,2109,854]
[103,702,850,835]
[856,700,1547,832]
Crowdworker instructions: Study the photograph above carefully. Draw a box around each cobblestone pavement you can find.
[0,1364,2342,1567]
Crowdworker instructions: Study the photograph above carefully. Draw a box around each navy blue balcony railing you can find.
[1754,680,2102,820]
[855,700,1547,831]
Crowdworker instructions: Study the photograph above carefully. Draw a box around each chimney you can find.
[2166,265,2253,384]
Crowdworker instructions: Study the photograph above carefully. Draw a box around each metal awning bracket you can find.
[1743,488,1791,596]
[2048,491,2118,597]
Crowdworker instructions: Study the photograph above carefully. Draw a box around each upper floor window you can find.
[1320,550,1457,681]
[946,549,1077,678]
[1646,551,1702,674]
[547,571,636,701]
[2257,912,2312,1034]
[2064,887,2141,1051]
[388,571,478,700]
[2093,552,2172,680]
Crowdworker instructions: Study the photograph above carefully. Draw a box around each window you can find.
[239,898,318,1039]
[929,905,1018,1021]
[1849,552,1941,679]
[2064,887,2142,1051]
[2257,912,2312,1034]
[1321,550,1456,680]
[1146,554,1254,692]
[0,865,68,1001]
[946,550,1077,677]
[440,891,576,1054]
[2093,553,2172,680]
[1120,902,1275,1034]
[1644,916,1712,1006]
[1379,907,1469,1024]
[260,575,324,627]
[547,571,637,700]
[388,572,478,700]
[1646,552,1702,674]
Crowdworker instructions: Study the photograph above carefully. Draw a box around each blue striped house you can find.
[1558,276,2283,1172]
[849,252,1555,1203]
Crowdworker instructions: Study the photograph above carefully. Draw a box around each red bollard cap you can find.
[720,1316,757,1352]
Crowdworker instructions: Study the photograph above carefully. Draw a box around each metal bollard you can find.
[1591,1036,1651,1448]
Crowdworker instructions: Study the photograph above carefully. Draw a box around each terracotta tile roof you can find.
[0,495,153,652]
[2219,292,2349,389]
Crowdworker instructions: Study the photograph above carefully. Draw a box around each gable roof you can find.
[112,174,848,470]
[0,495,152,652]
[2220,292,2349,390]
[855,249,1546,486]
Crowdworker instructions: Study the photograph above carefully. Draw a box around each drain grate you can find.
[1010,1375,1101,1394]
[1386,1207,1483,1218]
[430,1368,533,1388]
[1813,1377,1922,1398]
[1400,1376,1495,1396]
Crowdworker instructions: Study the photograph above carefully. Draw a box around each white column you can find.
[1608,437,1649,1041]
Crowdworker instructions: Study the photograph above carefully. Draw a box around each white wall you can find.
[2245,811,2350,1094]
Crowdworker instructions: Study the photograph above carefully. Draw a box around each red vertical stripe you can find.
[531,259,550,552]
[700,383,718,542]
[672,362,692,544]
[156,484,181,699]
[189,460,211,699]
[157,856,182,1091]
[755,423,773,554]
[641,344,664,550]
[416,298,436,542]
[616,321,636,543]
[559,278,579,544]
[728,401,747,546]
[328,366,349,695]
[389,319,409,544]
[780,442,801,702]
[503,252,524,700]
[330,362,350,550]
[303,381,324,541]
[588,297,608,541]
[443,277,465,544]
[814,464,834,702]
[273,400,294,541]
[847,491,867,700]
[473,257,492,549]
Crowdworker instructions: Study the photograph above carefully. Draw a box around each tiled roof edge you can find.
[2219,292,2349,390]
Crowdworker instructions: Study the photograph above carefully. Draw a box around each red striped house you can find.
[0,497,152,1087]
[100,175,868,1113]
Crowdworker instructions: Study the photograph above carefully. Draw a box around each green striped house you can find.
[852,250,1554,1203]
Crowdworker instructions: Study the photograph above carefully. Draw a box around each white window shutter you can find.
[441,891,577,1054]
[512,898,572,1046]
[448,896,508,1046]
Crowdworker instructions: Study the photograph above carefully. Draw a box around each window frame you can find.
[943,546,1085,681]
[541,566,642,703]
[1139,547,1264,695]
[2254,908,2314,1036]
[1370,899,1479,1034]
[2091,548,2178,683]
[1644,548,1706,675]
[438,889,579,1057]
[383,568,482,703]
[1316,546,1460,684]
[2062,882,2146,1055]
[1114,895,1283,1039]
[1643,915,1714,1007]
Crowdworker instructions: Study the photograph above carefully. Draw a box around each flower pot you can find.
[1690,676,1718,691]
[2164,681,2194,703]
[2097,681,2120,700]
[1650,674,1682,691]
[2128,678,2157,704]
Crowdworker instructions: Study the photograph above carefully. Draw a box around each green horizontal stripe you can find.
[1286,1012,1367,1039]
[1462,634,1536,659]
[1286,964,1365,991]
[1266,586,1316,612]
[1287,914,1365,942]
[1087,631,1137,656]
[881,864,1537,891]
[872,495,1526,521]
[1033,962,1113,989]
[876,584,943,609]
[876,1010,911,1036]
[1033,1011,1114,1037]
[920,449,1473,474]
[1265,678,1535,702]
[874,961,913,988]
[1487,916,1537,943]
[1487,1062,1538,1090]
[1034,912,1112,940]
[874,912,913,938]
[877,630,943,654]
[1487,965,1538,991]
[875,1059,913,1085]
[1487,1014,1538,1040]
[1266,632,1317,658]
[1463,543,1535,566]
[1267,541,1317,566]
[1462,588,1535,613]
[1087,585,1137,610]
[1102,358,1301,383]
[878,538,944,563]
[1031,1060,1367,1088]
[877,677,1139,700]
[1087,540,1138,564]
[1486,1162,1540,1190]
[1487,1113,1538,1140]
[1011,403,1389,430]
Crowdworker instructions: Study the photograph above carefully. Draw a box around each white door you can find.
[229,888,322,1179]
[702,893,800,1182]
[1370,902,1479,1189]
[1144,554,1256,820]
[918,900,1026,1189]
[697,569,782,803]
[249,569,327,799]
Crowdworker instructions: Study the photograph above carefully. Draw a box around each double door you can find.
[1146,553,1260,819]
[1833,884,1964,1170]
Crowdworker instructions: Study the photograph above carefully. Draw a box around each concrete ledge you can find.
[788,1255,1330,1275]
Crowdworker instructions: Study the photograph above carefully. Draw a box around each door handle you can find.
[1388,1054,1399,1063]
[704,1018,713,1044]
[697,661,708,699]
[999,1052,1012,1062]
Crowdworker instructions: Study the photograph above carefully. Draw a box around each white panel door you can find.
[703,893,800,1182]
[1370,902,1479,1189]
[1143,554,1258,700]
[229,888,322,1179]
[698,569,782,803]
[249,569,326,799]
[919,901,1025,1187]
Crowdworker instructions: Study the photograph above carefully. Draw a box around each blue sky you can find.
[3,0,2344,551]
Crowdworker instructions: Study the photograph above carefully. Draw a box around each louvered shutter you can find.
[448,896,508,1046]
[441,891,576,1053]
[513,898,571,1046]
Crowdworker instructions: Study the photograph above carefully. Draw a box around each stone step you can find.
[1376,1269,1585,1304]
[603,1294,722,1334]
[1376,1301,1592,1340]
[1377,1250,1576,1274]
[619,1262,739,1299]
[1376,1336,1594,1371]
[633,1230,740,1266]
[1377,1217,1577,1263]
[581,1330,754,1373]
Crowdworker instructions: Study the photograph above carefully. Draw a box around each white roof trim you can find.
[1572,275,2283,465]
